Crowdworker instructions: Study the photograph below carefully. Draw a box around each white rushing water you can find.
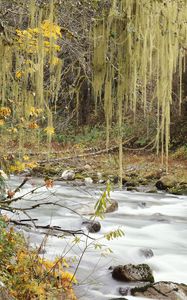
[6,176,187,300]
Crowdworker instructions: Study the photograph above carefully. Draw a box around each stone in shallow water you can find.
[82,220,101,233]
[139,248,154,259]
[61,170,75,180]
[112,264,154,283]
[118,287,130,296]
[84,177,93,185]
[105,200,118,213]
[131,281,187,300]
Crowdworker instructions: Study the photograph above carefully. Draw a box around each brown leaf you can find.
[7,190,15,199]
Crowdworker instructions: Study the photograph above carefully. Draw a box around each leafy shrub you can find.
[0,217,77,300]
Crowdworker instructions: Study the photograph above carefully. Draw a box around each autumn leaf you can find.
[28,122,39,129]
[44,126,55,135]
[7,191,15,199]
[0,119,5,126]
[44,178,54,188]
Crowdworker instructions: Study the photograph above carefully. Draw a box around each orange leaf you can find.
[44,179,54,188]
[7,191,15,199]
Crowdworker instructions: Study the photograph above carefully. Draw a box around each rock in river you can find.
[82,220,101,233]
[105,200,118,213]
[112,264,154,283]
[131,281,187,300]
[61,170,75,181]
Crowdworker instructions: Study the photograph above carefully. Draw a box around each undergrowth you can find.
[0,216,77,300]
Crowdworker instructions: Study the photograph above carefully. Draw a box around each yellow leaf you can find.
[0,119,5,126]
[44,126,55,135]
[28,122,39,129]
[16,70,23,79]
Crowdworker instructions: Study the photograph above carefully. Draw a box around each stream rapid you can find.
[7,176,187,300]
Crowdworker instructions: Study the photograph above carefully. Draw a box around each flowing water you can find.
[6,176,187,300]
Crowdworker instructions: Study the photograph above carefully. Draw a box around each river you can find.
[6,176,187,300]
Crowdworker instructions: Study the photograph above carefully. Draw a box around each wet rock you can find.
[84,177,93,184]
[126,186,139,192]
[82,220,101,233]
[61,170,75,181]
[98,179,106,184]
[131,281,187,300]
[139,248,154,259]
[146,188,158,193]
[168,184,187,195]
[138,202,146,208]
[112,264,154,283]
[156,175,177,190]
[118,287,130,296]
[105,200,118,213]
[109,298,128,300]
[125,181,137,187]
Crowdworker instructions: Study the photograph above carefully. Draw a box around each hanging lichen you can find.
[0,0,63,154]
[92,0,187,182]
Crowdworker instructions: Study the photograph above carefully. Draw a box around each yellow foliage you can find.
[23,155,29,161]
[0,217,77,300]
[16,20,62,54]
[0,107,11,117]
[28,121,39,129]
[44,126,55,135]
[0,119,5,126]
[15,70,24,79]
[7,127,18,134]
[9,161,25,173]
[29,106,43,117]
[41,20,62,39]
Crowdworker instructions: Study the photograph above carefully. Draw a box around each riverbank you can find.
[30,149,187,195]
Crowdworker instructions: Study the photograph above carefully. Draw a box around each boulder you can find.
[131,281,187,300]
[84,177,93,185]
[105,200,118,213]
[61,170,75,181]
[156,175,177,190]
[82,220,101,233]
[112,264,154,283]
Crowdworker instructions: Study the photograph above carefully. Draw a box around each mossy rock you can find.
[112,264,154,283]
[32,165,60,176]
[74,173,85,180]
[168,185,187,195]
[156,175,178,190]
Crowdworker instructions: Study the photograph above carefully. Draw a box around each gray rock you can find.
[139,248,154,259]
[61,170,75,181]
[131,281,187,300]
[156,175,177,190]
[112,264,154,283]
[105,200,118,213]
[84,177,93,185]
[82,220,101,233]
[138,202,146,208]
[118,287,130,296]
